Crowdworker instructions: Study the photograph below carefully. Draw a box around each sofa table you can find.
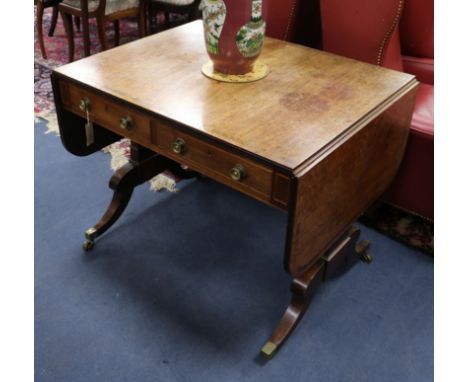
[51,21,418,358]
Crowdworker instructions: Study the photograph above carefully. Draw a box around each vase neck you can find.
[252,0,263,21]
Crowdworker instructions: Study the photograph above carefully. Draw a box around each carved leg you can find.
[37,1,47,58]
[82,16,91,57]
[261,261,325,358]
[261,226,372,358]
[96,17,108,52]
[82,163,135,250]
[137,3,146,38]
[83,144,175,250]
[48,5,59,36]
[188,4,200,21]
[148,4,158,34]
[74,16,81,32]
[113,20,120,46]
[60,10,74,62]
[164,11,170,29]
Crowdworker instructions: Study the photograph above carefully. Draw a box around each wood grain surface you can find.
[54,20,416,171]
[285,85,418,275]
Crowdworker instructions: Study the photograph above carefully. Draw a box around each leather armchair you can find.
[265,0,321,48]
[384,0,434,220]
[264,0,300,40]
[319,0,434,220]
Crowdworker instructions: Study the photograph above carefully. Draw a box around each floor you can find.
[35,119,433,382]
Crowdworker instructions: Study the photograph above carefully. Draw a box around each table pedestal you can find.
[81,142,372,358]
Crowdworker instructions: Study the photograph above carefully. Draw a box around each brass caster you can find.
[360,251,373,264]
[85,227,97,241]
[356,239,370,254]
[260,341,278,359]
[356,239,372,263]
[82,239,95,252]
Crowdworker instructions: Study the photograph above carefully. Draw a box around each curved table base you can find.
[261,226,372,359]
[82,142,199,250]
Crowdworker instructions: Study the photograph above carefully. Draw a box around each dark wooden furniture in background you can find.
[36,0,63,59]
[36,0,82,59]
[52,21,418,358]
[58,0,146,62]
[147,0,201,33]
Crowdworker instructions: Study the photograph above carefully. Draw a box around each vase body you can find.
[202,0,267,75]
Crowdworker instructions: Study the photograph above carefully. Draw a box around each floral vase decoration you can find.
[201,0,268,82]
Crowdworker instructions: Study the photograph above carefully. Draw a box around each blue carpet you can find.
[35,119,433,382]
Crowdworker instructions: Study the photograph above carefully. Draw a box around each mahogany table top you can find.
[55,20,416,171]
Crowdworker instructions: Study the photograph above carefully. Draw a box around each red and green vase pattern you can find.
[201,0,226,55]
[236,0,266,58]
[201,0,266,74]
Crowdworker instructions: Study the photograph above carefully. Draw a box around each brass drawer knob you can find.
[119,115,133,130]
[230,164,246,181]
[172,138,187,154]
[79,97,91,111]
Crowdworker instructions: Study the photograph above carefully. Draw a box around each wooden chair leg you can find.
[74,16,81,32]
[138,6,146,37]
[82,16,91,57]
[188,4,199,21]
[164,11,170,29]
[96,17,108,51]
[113,20,120,46]
[48,5,59,37]
[36,1,47,59]
[149,4,158,34]
[60,10,74,62]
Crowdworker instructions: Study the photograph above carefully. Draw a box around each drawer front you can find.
[61,81,151,146]
[58,80,290,209]
[151,119,274,203]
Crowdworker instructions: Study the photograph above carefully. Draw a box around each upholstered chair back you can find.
[320,0,405,71]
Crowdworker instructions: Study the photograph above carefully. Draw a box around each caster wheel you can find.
[356,240,372,263]
[360,251,373,264]
[261,341,278,359]
[356,239,370,253]
[82,239,95,251]
[85,227,97,241]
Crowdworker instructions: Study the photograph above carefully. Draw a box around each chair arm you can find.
[402,55,434,85]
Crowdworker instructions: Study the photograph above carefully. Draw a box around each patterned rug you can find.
[360,203,433,256]
[34,6,142,116]
[34,7,434,255]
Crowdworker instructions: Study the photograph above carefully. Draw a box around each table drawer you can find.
[58,80,289,208]
[151,120,274,203]
[60,81,151,145]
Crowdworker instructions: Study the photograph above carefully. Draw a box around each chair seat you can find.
[403,56,434,85]
[62,0,139,15]
[383,82,434,219]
